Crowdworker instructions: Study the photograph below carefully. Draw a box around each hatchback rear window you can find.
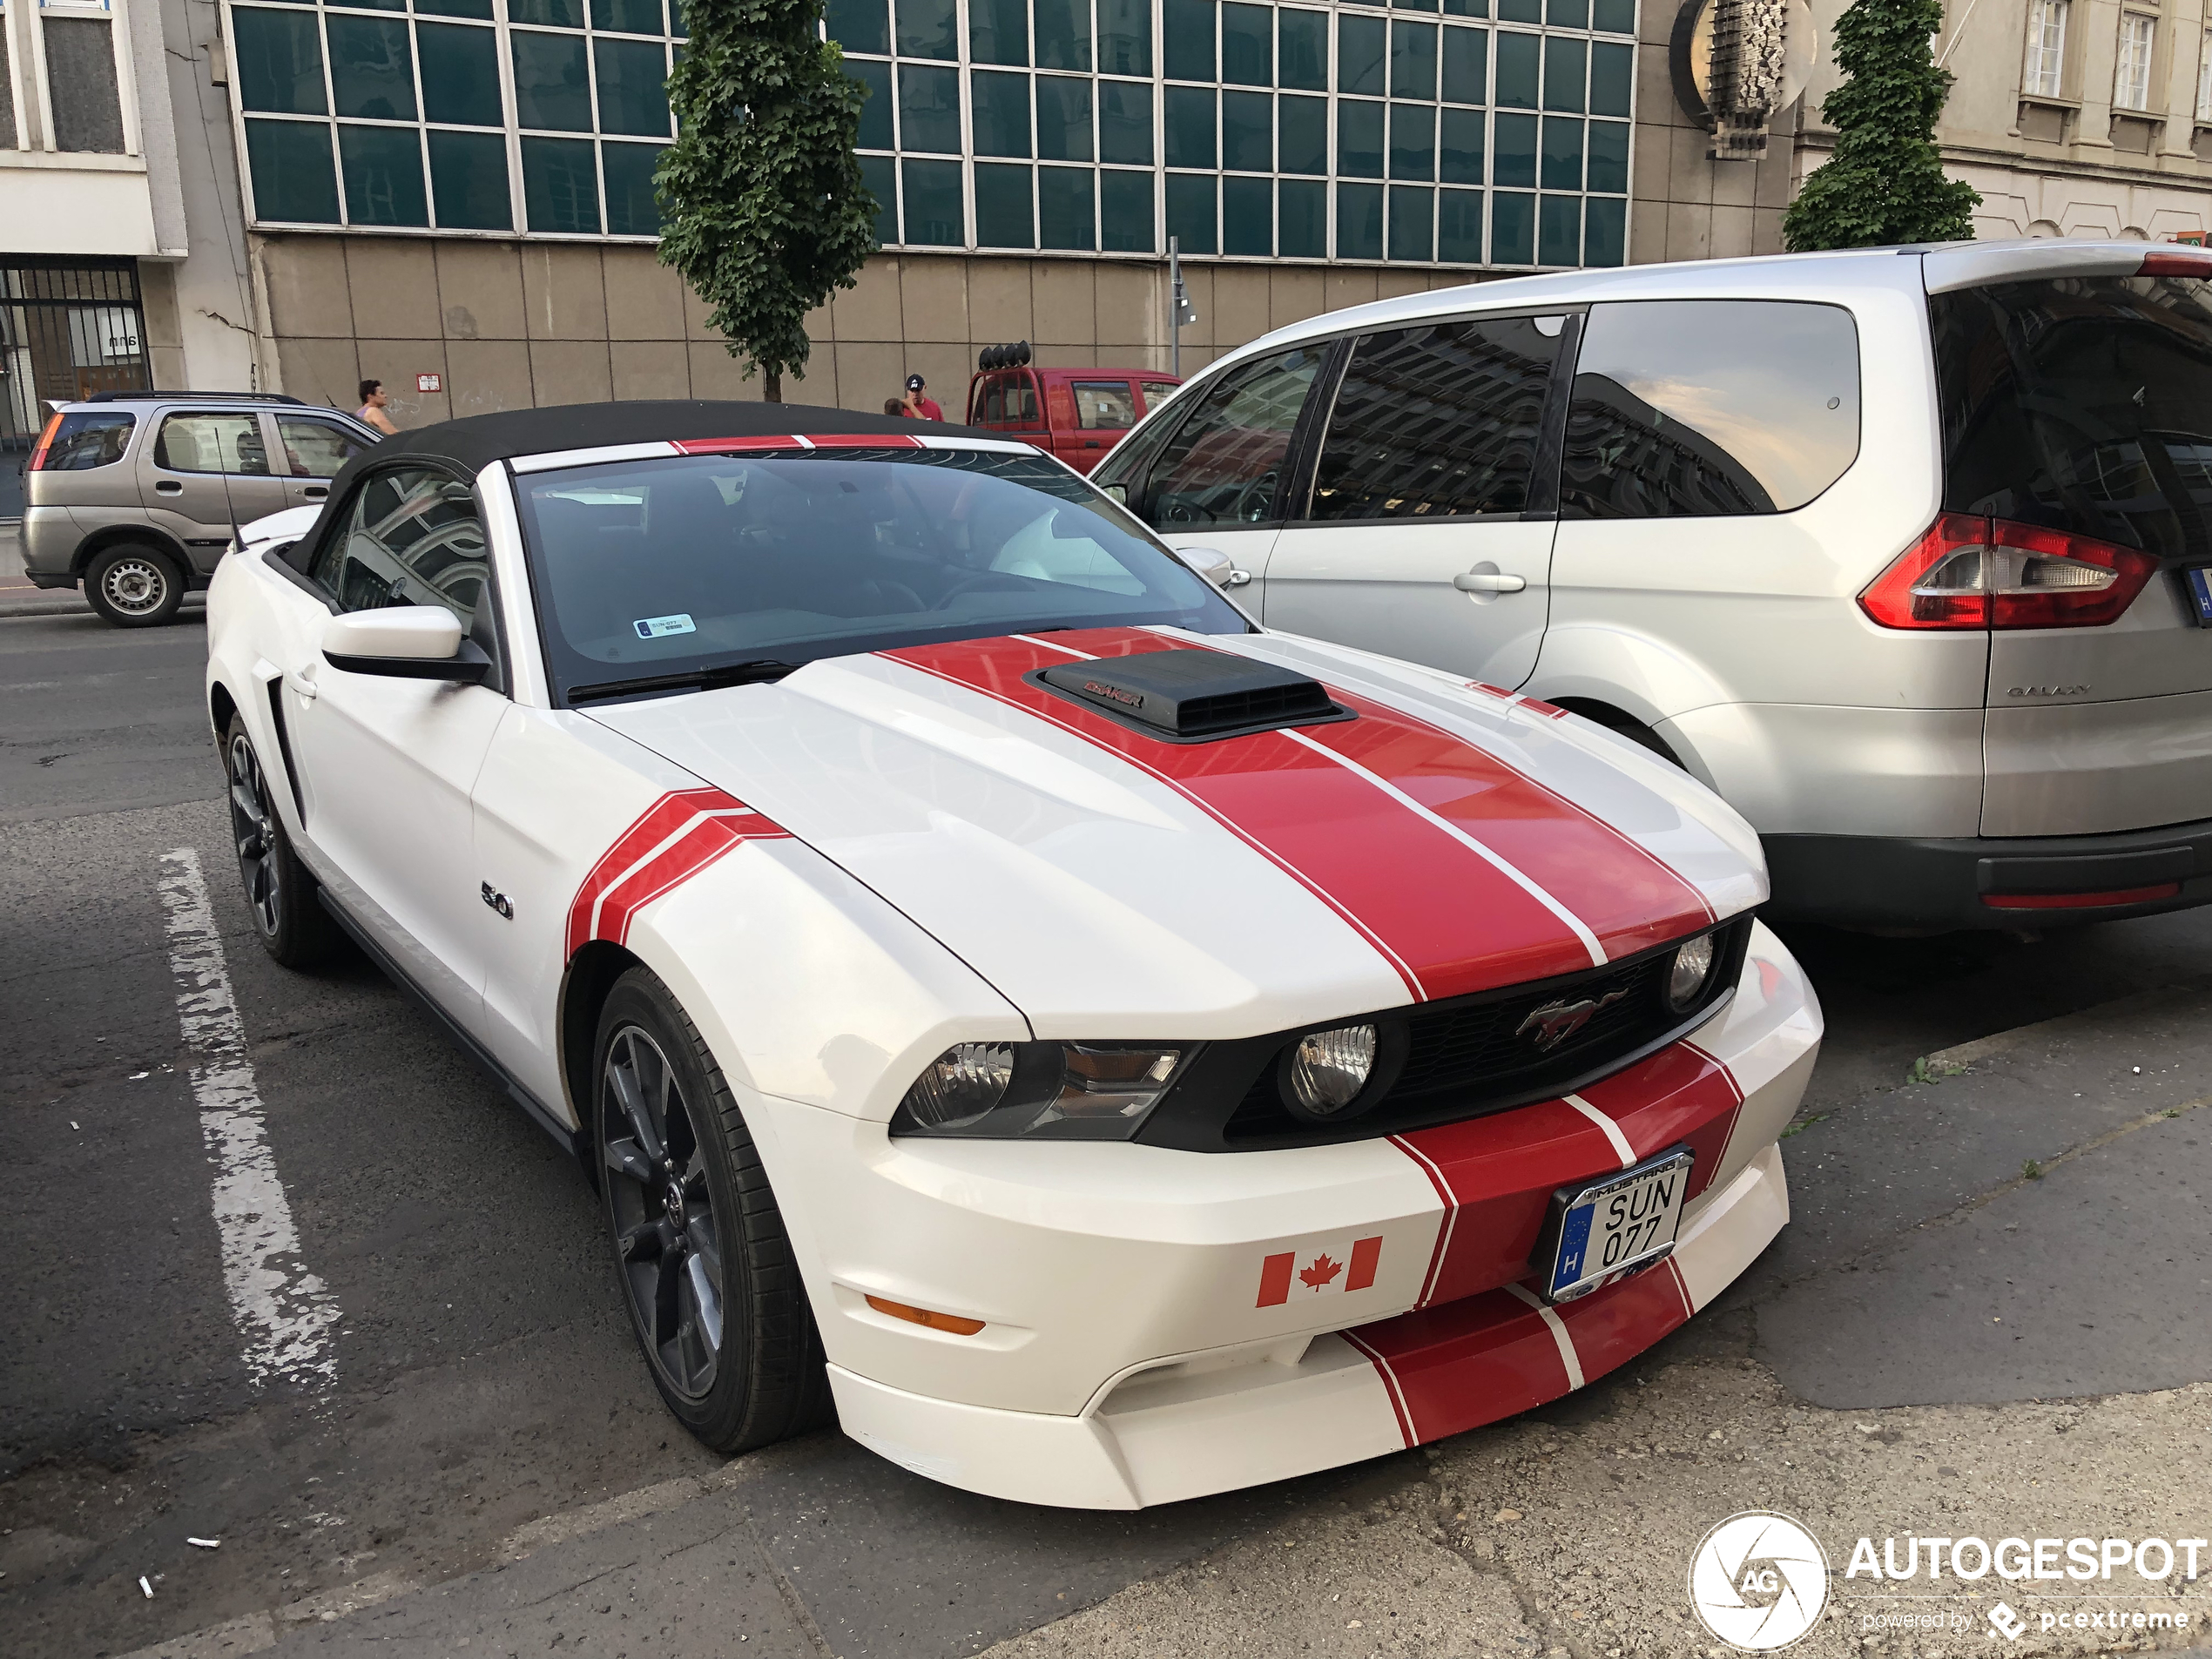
[41,410,134,469]
[1932,275,2212,560]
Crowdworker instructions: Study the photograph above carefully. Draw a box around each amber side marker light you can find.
[865,1294,986,1336]
[1983,883,2181,910]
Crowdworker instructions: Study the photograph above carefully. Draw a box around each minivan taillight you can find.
[1858,516,2159,631]
[25,410,64,472]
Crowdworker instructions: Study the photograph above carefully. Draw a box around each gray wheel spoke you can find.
[685,1251,724,1354]
[604,1136,656,1186]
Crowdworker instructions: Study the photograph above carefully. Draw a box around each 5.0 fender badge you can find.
[1516,989,1626,1051]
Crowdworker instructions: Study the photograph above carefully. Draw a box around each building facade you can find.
[14,0,2212,442]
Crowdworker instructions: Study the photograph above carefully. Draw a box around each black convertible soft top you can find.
[359,398,988,482]
[280,400,996,571]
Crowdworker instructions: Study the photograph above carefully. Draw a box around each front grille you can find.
[1393,953,1670,1100]
[1137,917,1750,1153]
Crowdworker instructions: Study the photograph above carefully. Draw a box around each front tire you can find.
[223,715,341,967]
[594,968,831,1453]
[85,544,185,627]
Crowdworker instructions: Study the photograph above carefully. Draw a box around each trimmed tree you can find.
[656,0,878,401]
[1783,0,1979,252]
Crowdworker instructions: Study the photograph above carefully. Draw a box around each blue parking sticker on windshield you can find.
[634,613,697,639]
[2185,569,2212,628]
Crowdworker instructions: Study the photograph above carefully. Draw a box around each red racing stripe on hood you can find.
[877,630,1603,1001]
[565,786,791,958]
[1293,690,1716,961]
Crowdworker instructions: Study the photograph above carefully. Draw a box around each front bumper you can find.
[1764,820,2212,930]
[831,1142,1789,1508]
[753,920,1819,1507]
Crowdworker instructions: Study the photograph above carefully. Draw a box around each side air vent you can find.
[1032,649,1351,743]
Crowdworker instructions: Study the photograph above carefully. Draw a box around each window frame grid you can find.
[838,0,1631,270]
[226,0,679,240]
[2114,9,2155,113]
[2022,0,2067,101]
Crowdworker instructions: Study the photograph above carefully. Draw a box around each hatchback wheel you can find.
[595,968,830,1452]
[223,716,341,967]
[85,544,185,627]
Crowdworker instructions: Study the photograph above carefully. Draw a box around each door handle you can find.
[155,480,183,495]
[1453,570,1527,594]
[283,665,317,701]
[1224,569,1252,587]
[303,485,327,499]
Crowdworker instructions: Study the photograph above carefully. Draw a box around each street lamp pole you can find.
[1168,236,1197,377]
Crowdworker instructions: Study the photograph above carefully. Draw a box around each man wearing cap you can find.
[904,374,944,421]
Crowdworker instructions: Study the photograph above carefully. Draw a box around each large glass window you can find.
[231,0,677,235]
[1561,300,1863,519]
[1134,346,1325,526]
[514,448,1246,702]
[1312,316,1559,519]
[313,467,490,619]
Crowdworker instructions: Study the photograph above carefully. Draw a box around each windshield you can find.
[516,446,1248,703]
[1932,274,2212,559]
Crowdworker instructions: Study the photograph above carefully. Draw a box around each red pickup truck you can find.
[964,354,1182,474]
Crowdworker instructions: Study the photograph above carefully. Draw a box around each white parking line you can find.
[158,846,341,1387]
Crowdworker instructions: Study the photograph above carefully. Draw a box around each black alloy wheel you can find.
[593,968,831,1451]
[85,544,185,627]
[222,715,341,967]
[604,1021,725,1400]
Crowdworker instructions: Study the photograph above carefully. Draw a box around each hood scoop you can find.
[1032,648,1352,743]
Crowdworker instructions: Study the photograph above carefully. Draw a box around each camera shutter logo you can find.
[1688,1512,1830,1650]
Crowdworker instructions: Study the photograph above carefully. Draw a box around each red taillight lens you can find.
[1986,520,2158,628]
[25,410,64,473]
[1860,516,2158,631]
[2139,250,2212,278]
[1857,513,1990,629]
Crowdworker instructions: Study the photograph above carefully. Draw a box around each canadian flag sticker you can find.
[1256,1236,1383,1306]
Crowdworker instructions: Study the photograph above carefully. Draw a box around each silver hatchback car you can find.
[1099,239,2212,933]
[21,392,381,626]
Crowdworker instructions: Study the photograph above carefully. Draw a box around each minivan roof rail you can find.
[84,390,307,405]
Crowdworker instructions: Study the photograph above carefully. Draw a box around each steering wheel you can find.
[935,570,1035,603]
[1231,469,1280,523]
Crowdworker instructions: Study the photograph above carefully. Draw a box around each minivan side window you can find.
[278,415,374,479]
[1139,346,1325,526]
[309,467,489,621]
[1311,317,1561,520]
[1559,300,1861,519]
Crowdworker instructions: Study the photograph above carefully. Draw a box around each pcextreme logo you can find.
[1689,1512,1831,1650]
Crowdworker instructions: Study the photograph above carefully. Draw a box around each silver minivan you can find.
[21,392,381,626]
[1097,239,2212,932]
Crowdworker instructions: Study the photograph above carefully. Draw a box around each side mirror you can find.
[322,604,491,682]
[1177,545,1249,590]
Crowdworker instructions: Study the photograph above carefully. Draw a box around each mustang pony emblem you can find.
[1515,989,1627,1051]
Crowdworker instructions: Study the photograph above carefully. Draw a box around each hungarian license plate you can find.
[2182,567,2212,627]
[1543,1147,1693,1303]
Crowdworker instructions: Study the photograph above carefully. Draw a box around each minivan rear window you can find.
[41,410,134,470]
[1932,275,2212,561]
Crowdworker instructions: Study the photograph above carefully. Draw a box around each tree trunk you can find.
[764,370,782,402]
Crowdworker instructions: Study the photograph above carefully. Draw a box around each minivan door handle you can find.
[154,480,184,496]
[1453,570,1527,594]
[302,485,327,499]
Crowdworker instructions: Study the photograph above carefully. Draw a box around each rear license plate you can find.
[2183,568,2212,627]
[1543,1147,1692,1303]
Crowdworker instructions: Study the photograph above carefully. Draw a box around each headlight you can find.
[1665,934,1717,1011]
[901,1042,1016,1129]
[1285,1023,1378,1118]
[893,1042,1185,1139]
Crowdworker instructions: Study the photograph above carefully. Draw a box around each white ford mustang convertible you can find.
[205,401,1821,1509]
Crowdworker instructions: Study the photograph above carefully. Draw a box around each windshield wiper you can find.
[567,658,804,705]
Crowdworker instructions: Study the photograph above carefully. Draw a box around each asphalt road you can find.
[3,604,2208,1659]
